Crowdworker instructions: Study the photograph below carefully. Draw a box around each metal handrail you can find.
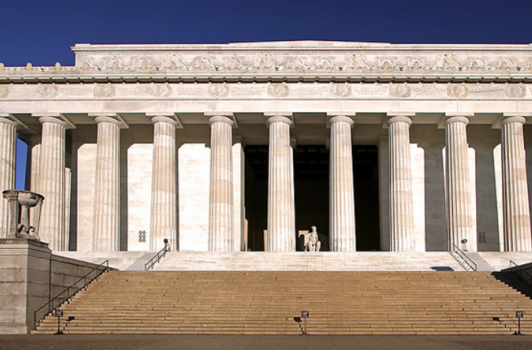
[145,241,170,270]
[509,260,532,285]
[450,244,477,271]
[34,260,110,327]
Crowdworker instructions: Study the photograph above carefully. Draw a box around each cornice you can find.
[2,44,532,84]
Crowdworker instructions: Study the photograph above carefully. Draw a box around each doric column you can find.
[501,115,532,251]
[265,113,295,252]
[206,113,235,251]
[445,115,475,251]
[328,114,356,251]
[91,115,122,251]
[37,115,68,251]
[149,114,180,251]
[0,115,18,239]
[388,115,415,251]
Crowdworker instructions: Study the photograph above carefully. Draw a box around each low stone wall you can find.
[0,239,107,334]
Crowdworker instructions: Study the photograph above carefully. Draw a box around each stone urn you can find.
[2,189,45,240]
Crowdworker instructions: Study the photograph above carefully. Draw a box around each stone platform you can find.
[154,251,465,271]
[52,251,532,272]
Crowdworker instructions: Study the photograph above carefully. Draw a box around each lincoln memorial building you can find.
[1,41,532,257]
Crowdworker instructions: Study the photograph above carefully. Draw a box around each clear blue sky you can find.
[2,0,532,188]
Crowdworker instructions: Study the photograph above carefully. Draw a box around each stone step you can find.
[34,270,532,335]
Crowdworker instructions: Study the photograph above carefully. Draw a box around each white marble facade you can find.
[1,41,532,252]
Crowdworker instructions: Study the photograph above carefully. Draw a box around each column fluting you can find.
[92,116,121,251]
[501,116,532,251]
[329,115,356,251]
[0,117,17,238]
[38,116,67,251]
[388,116,415,252]
[266,115,295,252]
[208,115,235,251]
[150,115,179,251]
[445,116,475,251]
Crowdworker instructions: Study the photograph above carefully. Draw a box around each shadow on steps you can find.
[492,272,532,299]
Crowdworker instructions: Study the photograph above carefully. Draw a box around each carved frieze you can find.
[505,84,526,98]
[150,84,172,97]
[40,85,58,98]
[268,83,289,97]
[67,51,532,76]
[330,84,351,98]
[0,82,530,101]
[447,84,469,98]
[94,84,115,98]
[0,86,8,98]
[208,84,229,97]
[389,84,411,98]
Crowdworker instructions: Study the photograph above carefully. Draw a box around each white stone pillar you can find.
[92,115,121,251]
[328,114,356,251]
[38,115,68,251]
[149,114,179,251]
[501,115,532,251]
[206,113,235,251]
[266,113,295,252]
[0,115,17,239]
[388,115,415,252]
[445,115,476,251]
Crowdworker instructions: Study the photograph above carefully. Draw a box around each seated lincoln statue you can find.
[299,226,321,252]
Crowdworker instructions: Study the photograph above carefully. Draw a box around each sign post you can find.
[55,310,64,335]
[515,311,524,335]
[301,311,309,335]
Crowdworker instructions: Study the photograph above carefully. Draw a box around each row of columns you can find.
[1,112,531,253]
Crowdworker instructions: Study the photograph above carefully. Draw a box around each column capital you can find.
[204,112,236,127]
[0,113,22,128]
[387,115,413,126]
[265,113,293,127]
[90,113,127,128]
[501,116,527,126]
[327,114,355,127]
[207,116,235,127]
[444,115,470,126]
[36,115,72,129]
[147,113,183,128]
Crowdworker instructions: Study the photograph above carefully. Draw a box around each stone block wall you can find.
[0,239,104,334]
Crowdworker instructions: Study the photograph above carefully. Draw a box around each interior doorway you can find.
[244,145,380,251]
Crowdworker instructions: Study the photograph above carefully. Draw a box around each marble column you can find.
[445,115,475,251]
[38,115,68,251]
[328,114,356,251]
[388,115,415,252]
[266,114,295,252]
[0,115,18,239]
[501,115,532,251]
[206,113,235,251]
[92,115,121,251]
[149,114,179,251]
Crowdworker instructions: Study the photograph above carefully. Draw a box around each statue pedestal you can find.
[0,238,51,334]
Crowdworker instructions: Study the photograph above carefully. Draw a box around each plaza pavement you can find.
[0,335,531,350]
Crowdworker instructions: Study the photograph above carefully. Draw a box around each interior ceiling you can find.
[245,145,378,181]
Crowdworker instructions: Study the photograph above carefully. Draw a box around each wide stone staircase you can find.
[33,271,532,335]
